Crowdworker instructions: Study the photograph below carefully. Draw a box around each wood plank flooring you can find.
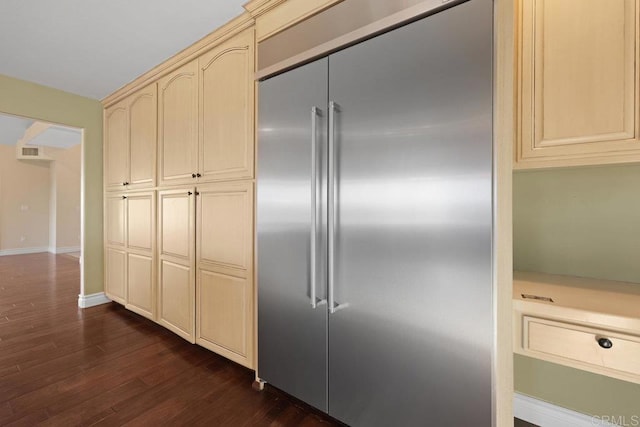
[0,253,339,426]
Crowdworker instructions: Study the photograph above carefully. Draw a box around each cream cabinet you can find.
[158,62,199,187]
[158,29,255,187]
[196,181,254,368]
[198,28,255,182]
[104,84,157,189]
[514,272,640,384]
[158,188,196,342]
[125,192,156,319]
[156,183,255,367]
[516,0,640,168]
[104,191,156,320]
[103,23,256,370]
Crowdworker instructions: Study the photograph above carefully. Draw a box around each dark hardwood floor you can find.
[0,253,534,426]
[0,253,339,426]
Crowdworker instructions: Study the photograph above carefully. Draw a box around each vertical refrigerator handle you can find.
[310,106,325,309]
[328,101,345,314]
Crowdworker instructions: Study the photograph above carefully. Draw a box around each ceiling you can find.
[0,115,33,146]
[0,113,81,149]
[29,125,82,149]
[0,0,246,100]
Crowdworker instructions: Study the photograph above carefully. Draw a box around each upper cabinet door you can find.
[199,28,255,182]
[105,101,129,190]
[129,84,157,188]
[159,60,199,186]
[517,0,640,168]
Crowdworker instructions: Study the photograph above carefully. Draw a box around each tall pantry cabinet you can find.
[104,25,256,369]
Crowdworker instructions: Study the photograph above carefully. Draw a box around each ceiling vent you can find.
[16,140,53,161]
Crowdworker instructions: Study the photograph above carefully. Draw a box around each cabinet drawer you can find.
[524,316,640,376]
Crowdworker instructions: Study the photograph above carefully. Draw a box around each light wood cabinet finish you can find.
[199,28,255,182]
[127,253,154,319]
[104,191,156,320]
[128,87,157,188]
[158,61,199,186]
[158,188,196,342]
[245,0,342,42]
[514,271,640,384]
[105,102,129,190]
[105,247,127,305]
[104,84,157,190]
[105,194,126,247]
[516,0,640,168]
[125,191,156,319]
[196,181,254,368]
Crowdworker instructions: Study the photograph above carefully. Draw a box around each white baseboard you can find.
[0,246,49,256]
[514,393,616,427]
[78,292,111,308]
[49,246,81,254]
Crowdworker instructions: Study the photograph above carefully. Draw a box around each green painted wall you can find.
[0,73,103,295]
[514,164,640,419]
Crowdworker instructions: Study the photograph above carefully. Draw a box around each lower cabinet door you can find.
[195,181,254,368]
[126,253,154,320]
[105,247,127,305]
[158,188,196,342]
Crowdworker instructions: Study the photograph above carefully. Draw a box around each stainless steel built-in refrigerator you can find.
[257,0,494,425]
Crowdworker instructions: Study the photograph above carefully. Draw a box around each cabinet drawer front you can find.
[525,317,640,376]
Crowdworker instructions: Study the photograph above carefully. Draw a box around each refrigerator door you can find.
[257,58,329,411]
[327,0,494,425]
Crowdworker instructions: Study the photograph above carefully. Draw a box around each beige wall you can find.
[0,143,81,254]
[514,164,640,419]
[0,73,103,295]
[0,144,51,252]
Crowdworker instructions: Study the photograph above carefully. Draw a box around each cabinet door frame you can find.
[125,190,156,320]
[157,187,197,342]
[158,61,200,187]
[195,181,254,368]
[104,100,130,190]
[198,28,256,183]
[128,84,158,190]
[516,0,640,169]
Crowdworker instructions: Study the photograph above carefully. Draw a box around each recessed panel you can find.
[161,193,191,259]
[127,253,153,316]
[106,196,126,246]
[201,46,252,179]
[129,87,157,186]
[128,195,153,251]
[198,270,247,356]
[199,189,248,269]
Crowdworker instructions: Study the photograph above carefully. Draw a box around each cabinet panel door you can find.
[129,84,157,188]
[105,194,126,247]
[105,247,126,304]
[127,253,154,320]
[199,29,255,182]
[105,102,129,190]
[196,269,251,367]
[159,259,194,341]
[158,188,195,342]
[518,0,640,167]
[197,181,253,271]
[159,61,199,186]
[127,191,155,252]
